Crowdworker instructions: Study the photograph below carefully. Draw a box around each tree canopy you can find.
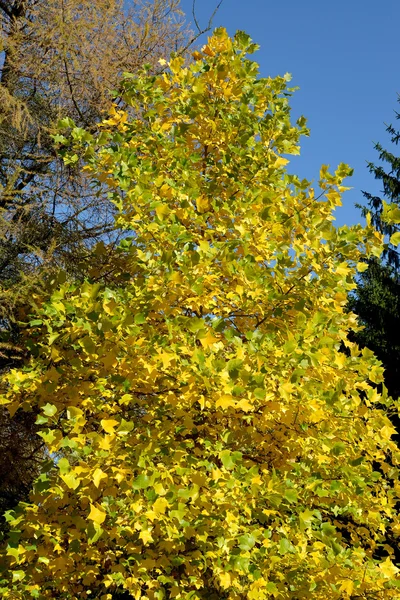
[1,28,400,599]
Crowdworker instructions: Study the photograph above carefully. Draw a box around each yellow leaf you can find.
[170,271,182,284]
[201,44,215,57]
[169,56,185,73]
[153,497,169,514]
[237,398,253,412]
[139,529,154,545]
[93,468,108,488]
[339,580,354,596]
[155,203,169,220]
[325,190,342,205]
[60,472,80,490]
[99,434,115,450]
[219,572,231,589]
[334,352,346,369]
[356,261,369,272]
[379,556,399,579]
[380,425,397,441]
[198,240,210,253]
[196,195,210,213]
[274,156,289,168]
[158,350,174,368]
[101,419,119,433]
[390,231,400,246]
[251,475,263,486]
[88,503,106,525]
[236,285,244,296]
[335,262,351,276]
[200,330,218,349]
[216,394,236,409]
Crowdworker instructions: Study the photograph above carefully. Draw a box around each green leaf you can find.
[132,475,151,489]
[87,522,104,545]
[219,450,241,470]
[117,419,134,435]
[284,489,298,504]
[134,313,146,324]
[321,522,336,537]
[231,555,250,572]
[57,457,70,475]
[42,403,57,417]
[279,538,292,555]
[382,201,400,224]
[35,415,48,425]
[238,533,256,550]
[234,30,252,50]
[266,582,279,596]
[48,332,60,345]
[58,117,75,129]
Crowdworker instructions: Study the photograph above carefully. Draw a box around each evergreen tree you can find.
[348,258,400,400]
[350,97,400,400]
[359,95,400,269]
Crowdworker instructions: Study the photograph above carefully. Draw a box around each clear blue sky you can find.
[180,0,400,227]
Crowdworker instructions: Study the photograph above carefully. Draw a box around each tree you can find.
[350,97,400,401]
[1,28,400,599]
[360,95,400,269]
[347,258,400,401]
[0,0,190,362]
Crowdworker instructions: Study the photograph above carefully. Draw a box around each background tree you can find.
[348,258,400,400]
[349,96,400,401]
[359,95,400,269]
[0,0,189,346]
[1,29,400,599]
[0,0,196,540]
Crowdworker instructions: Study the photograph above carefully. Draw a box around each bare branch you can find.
[192,0,225,35]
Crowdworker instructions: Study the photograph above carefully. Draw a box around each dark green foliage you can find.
[0,408,45,540]
[350,98,400,402]
[357,95,400,269]
[348,259,400,400]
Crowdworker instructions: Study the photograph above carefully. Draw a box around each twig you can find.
[192,0,225,35]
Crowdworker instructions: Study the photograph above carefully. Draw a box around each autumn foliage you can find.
[1,28,400,599]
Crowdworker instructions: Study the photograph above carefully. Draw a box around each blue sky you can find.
[180,0,400,227]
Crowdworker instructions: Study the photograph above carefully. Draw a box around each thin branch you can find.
[63,57,85,124]
[191,0,202,34]
[192,0,225,35]
[161,0,225,65]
